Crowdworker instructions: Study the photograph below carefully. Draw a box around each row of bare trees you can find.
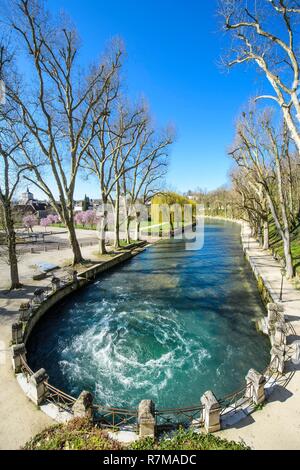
[0,0,173,289]
[219,0,300,278]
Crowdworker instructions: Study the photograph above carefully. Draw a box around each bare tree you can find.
[220,0,300,153]
[230,108,295,277]
[82,98,149,253]
[6,0,122,265]
[121,129,170,243]
[0,41,29,289]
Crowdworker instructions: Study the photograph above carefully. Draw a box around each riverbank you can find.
[216,222,300,450]
[0,242,146,449]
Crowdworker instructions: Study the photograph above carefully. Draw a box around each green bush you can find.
[24,420,249,451]
[23,418,122,451]
[129,428,250,451]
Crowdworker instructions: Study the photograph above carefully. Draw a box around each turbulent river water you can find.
[27,220,270,409]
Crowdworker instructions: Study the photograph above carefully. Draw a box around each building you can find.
[15,188,54,221]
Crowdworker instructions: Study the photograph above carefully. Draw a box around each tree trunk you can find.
[263,220,269,250]
[5,204,22,290]
[114,185,120,249]
[126,218,131,244]
[65,218,83,265]
[98,210,108,255]
[283,230,294,279]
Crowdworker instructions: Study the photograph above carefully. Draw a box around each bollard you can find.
[138,400,156,439]
[51,277,61,292]
[72,391,94,419]
[27,368,49,405]
[271,344,285,374]
[12,322,23,345]
[19,302,31,321]
[200,391,221,433]
[273,321,287,347]
[11,343,26,373]
[245,369,266,405]
[33,288,45,304]
[267,303,284,325]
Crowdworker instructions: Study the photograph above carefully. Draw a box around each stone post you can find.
[33,288,45,304]
[51,277,61,293]
[11,343,26,373]
[267,303,284,325]
[200,391,221,433]
[12,322,23,345]
[72,391,94,419]
[28,368,48,405]
[271,344,285,374]
[19,302,31,321]
[138,400,156,439]
[245,369,266,405]
[273,321,287,347]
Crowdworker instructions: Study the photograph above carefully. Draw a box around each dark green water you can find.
[27,220,270,409]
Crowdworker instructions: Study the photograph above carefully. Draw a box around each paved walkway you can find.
[217,223,300,450]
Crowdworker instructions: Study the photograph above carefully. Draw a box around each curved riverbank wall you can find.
[10,224,293,439]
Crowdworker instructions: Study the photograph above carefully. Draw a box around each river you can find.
[27,219,270,409]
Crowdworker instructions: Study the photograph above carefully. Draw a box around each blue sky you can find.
[34,0,268,198]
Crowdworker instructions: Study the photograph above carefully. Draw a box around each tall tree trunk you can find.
[263,220,269,250]
[5,203,21,290]
[126,218,131,244]
[283,230,294,279]
[266,193,294,278]
[65,217,83,265]
[114,185,120,249]
[98,208,108,255]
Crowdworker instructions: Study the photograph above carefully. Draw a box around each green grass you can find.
[130,428,249,451]
[24,419,249,451]
[269,220,300,275]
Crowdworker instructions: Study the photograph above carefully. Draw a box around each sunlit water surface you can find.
[27,220,270,408]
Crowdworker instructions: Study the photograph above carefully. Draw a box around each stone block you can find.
[27,368,48,405]
[72,391,94,419]
[12,322,23,344]
[201,390,221,433]
[245,369,266,405]
[138,400,156,438]
[11,343,26,373]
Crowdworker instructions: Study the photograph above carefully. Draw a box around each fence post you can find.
[138,400,156,439]
[271,344,285,374]
[33,288,45,304]
[200,391,221,433]
[273,321,287,347]
[267,303,284,326]
[245,369,266,405]
[12,322,23,345]
[51,277,61,293]
[28,368,49,405]
[11,343,26,373]
[72,391,94,419]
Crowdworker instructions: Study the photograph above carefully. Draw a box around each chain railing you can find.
[155,404,204,431]
[45,383,76,411]
[93,405,138,430]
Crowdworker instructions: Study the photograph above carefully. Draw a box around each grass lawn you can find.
[269,221,300,276]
